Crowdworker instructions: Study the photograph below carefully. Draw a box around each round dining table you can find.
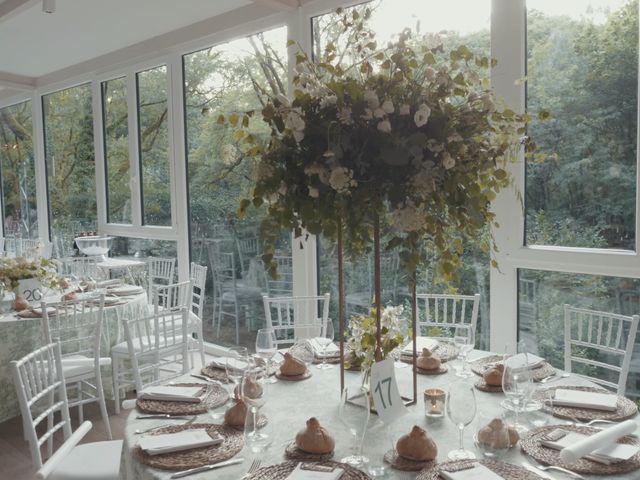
[119,350,640,479]
[0,287,149,423]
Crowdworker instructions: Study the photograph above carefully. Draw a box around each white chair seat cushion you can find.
[49,440,123,480]
[62,355,111,380]
[111,335,185,355]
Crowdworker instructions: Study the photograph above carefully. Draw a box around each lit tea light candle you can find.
[424,388,446,418]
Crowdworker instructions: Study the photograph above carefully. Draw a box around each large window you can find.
[42,84,97,248]
[526,0,638,249]
[313,0,493,348]
[102,77,131,224]
[0,101,38,239]
[184,26,289,348]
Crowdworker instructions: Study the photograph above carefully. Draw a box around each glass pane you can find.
[102,76,131,224]
[526,0,638,249]
[184,26,289,348]
[518,269,640,399]
[137,65,171,226]
[42,84,97,252]
[313,1,492,348]
[0,101,38,239]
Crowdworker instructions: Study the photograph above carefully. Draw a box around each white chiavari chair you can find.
[189,262,208,367]
[146,257,176,298]
[262,294,331,348]
[415,293,480,339]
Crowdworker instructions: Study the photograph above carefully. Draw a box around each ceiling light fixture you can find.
[42,0,55,14]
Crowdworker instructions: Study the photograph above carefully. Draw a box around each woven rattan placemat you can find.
[276,370,312,381]
[284,442,335,461]
[134,423,242,471]
[474,379,503,393]
[402,342,458,364]
[247,460,371,479]
[532,385,638,421]
[469,355,557,382]
[200,365,232,383]
[383,449,435,471]
[136,383,229,415]
[520,424,640,475]
[416,459,542,480]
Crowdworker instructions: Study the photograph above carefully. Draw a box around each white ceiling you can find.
[0,0,254,78]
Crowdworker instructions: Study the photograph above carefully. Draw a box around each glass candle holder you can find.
[424,388,446,418]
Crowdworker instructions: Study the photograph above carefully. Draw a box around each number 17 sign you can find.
[370,358,407,424]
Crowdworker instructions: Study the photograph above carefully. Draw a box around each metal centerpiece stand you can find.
[338,212,418,407]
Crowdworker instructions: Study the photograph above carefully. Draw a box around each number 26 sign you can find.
[370,358,407,424]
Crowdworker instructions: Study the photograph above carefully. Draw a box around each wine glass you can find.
[501,355,532,433]
[474,412,511,458]
[447,381,477,460]
[339,386,370,467]
[241,365,270,452]
[225,346,249,388]
[316,319,335,370]
[255,328,278,384]
[454,327,475,378]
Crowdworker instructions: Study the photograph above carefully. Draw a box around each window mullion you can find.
[126,72,142,226]
[92,78,108,233]
[32,92,50,243]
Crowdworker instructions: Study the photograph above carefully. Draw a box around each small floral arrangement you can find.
[345,304,406,371]
[222,7,541,282]
[0,256,59,290]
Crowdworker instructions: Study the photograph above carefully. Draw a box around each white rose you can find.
[414,104,431,127]
[329,166,357,194]
[373,107,385,118]
[381,99,394,114]
[377,120,392,133]
[320,95,338,109]
[363,89,380,108]
[276,93,291,107]
[442,152,456,169]
[398,104,410,115]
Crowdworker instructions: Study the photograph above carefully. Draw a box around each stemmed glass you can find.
[447,381,477,460]
[225,346,249,389]
[241,365,270,452]
[502,354,533,433]
[339,386,370,467]
[255,328,278,384]
[316,319,335,370]
[454,327,475,378]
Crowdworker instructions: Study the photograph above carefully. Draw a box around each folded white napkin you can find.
[208,356,234,369]
[553,389,618,411]
[307,338,339,356]
[541,421,638,464]
[138,429,222,455]
[439,463,505,480]
[402,336,438,354]
[506,353,545,371]
[138,386,203,403]
[109,285,144,296]
[96,279,122,288]
[285,463,344,480]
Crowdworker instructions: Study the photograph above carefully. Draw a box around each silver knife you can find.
[170,458,244,478]
[521,463,556,480]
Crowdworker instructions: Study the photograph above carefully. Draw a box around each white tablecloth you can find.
[0,290,149,422]
[119,351,640,479]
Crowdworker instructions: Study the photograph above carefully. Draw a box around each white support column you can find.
[168,55,191,282]
[287,7,318,298]
[32,93,50,242]
[490,0,526,354]
[126,73,142,227]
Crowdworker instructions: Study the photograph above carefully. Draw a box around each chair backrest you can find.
[265,255,293,297]
[236,236,259,277]
[152,280,192,314]
[416,293,480,338]
[189,262,207,319]
[122,308,190,390]
[39,241,53,259]
[262,294,331,348]
[210,250,237,295]
[564,304,639,395]
[63,257,100,279]
[11,342,73,469]
[41,294,106,362]
[147,257,176,296]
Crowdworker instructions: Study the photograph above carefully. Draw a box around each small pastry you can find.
[483,363,505,386]
[63,291,76,301]
[224,398,248,427]
[477,418,518,449]
[280,352,306,376]
[58,277,70,289]
[396,426,437,462]
[416,348,441,371]
[234,377,263,399]
[12,294,29,311]
[295,417,335,454]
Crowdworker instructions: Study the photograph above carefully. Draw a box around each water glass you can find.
[454,328,475,378]
[339,386,370,467]
[501,355,532,433]
[242,365,270,452]
[225,346,249,388]
[474,412,510,458]
[316,319,335,370]
[447,381,477,460]
[255,328,278,384]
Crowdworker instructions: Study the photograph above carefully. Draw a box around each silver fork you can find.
[240,459,262,479]
[530,462,584,479]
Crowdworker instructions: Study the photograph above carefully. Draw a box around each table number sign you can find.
[17,278,43,302]
[370,358,407,424]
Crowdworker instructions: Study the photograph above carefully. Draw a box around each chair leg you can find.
[197,320,205,367]
[95,371,113,440]
[112,355,121,415]
[77,382,84,424]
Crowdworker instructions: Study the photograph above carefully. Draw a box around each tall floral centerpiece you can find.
[222,8,537,402]
[0,256,59,305]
